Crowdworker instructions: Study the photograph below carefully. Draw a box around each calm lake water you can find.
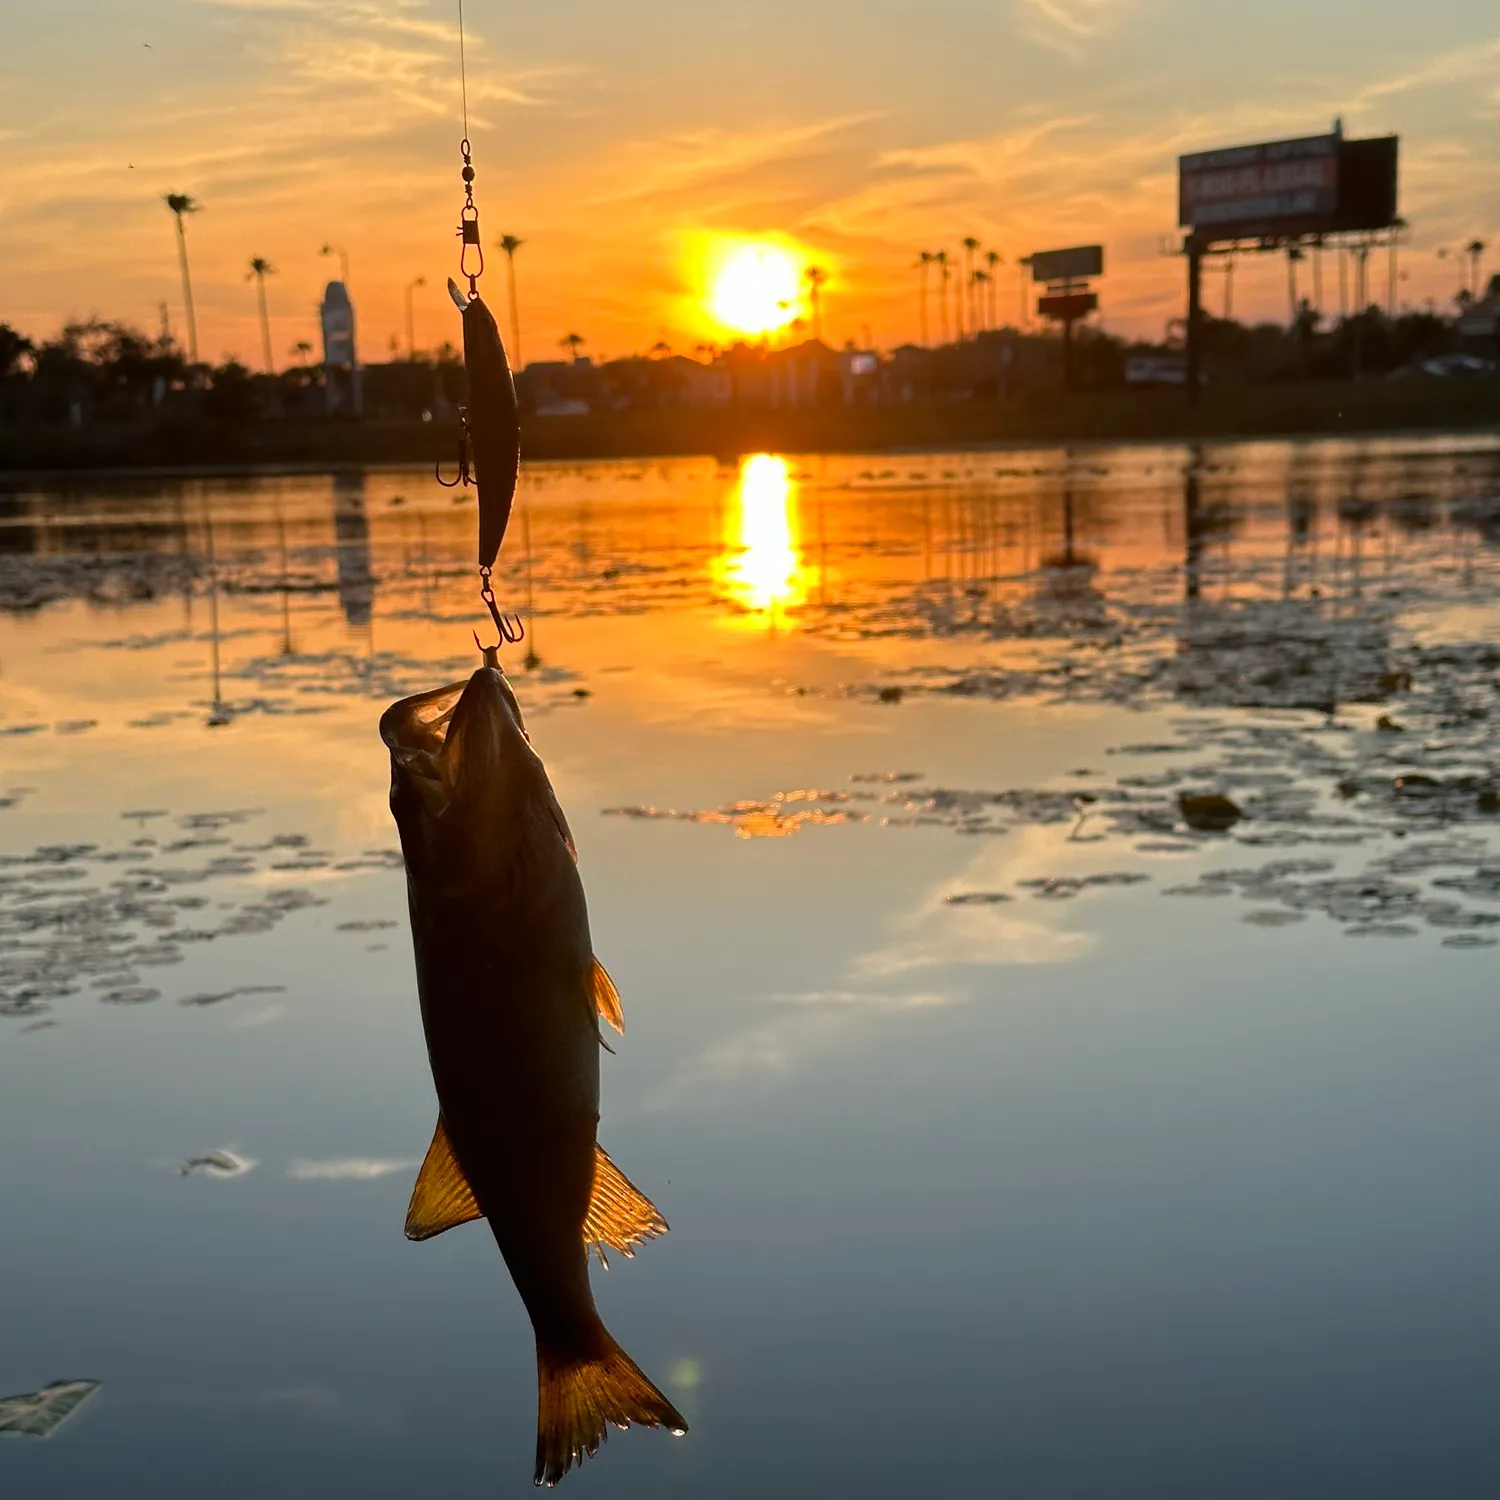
[3,438,1500,1498]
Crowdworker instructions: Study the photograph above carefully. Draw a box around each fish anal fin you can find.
[584,1143,667,1263]
[404,1116,483,1242]
[592,958,625,1036]
[535,1325,686,1486]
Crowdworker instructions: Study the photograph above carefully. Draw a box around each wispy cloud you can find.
[585,113,886,212]
[1349,36,1500,109]
[1015,0,1133,56]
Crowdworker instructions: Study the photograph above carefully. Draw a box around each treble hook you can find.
[477,568,526,654]
[436,405,472,489]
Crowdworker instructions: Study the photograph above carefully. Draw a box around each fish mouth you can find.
[444,665,530,798]
[381,666,533,824]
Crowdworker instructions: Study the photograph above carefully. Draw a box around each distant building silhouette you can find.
[320,281,363,417]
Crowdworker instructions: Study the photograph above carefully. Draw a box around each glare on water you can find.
[714,454,813,620]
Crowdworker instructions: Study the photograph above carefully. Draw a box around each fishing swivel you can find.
[478,566,525,651]
[457,137,484,298]
[436,404,472,488]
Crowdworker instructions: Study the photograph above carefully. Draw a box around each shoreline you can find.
[4,420,1500,488]
[2,380,1498,484]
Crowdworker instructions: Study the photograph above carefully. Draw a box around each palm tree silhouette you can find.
[916,251,935,347]
[560,332,585,364]
[292,340,313,368]
[971,269,990,334]
[1466,238,1488,300]
[1285,245,1303,327]
[934,251,951,345]
[164,193,201,363]
[985,249,1003,330]
[803,265,829,342]
[497,234,524,365]
[961,237,981,339]
[247,257,276,373]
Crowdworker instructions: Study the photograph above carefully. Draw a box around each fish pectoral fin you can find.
[404,1116,483,1242]
[592,958,625,1036]
[584,1143,668,1262]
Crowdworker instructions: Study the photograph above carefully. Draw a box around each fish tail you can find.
[534,1322,686,1486]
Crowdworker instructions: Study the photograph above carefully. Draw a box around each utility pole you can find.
[1185,237,1203,408]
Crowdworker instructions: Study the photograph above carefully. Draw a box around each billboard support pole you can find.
[1185,238,1203,407]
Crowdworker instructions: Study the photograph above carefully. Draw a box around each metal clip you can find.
[457,137,484,296]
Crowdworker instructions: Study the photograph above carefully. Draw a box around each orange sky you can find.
[3,1,1497,366]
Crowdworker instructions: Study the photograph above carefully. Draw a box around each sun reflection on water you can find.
[716,454,813,624]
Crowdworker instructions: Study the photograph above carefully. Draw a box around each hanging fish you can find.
[381,651,686,1486]
[448,277,521,572]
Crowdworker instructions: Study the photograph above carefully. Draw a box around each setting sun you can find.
[706,244,804,337]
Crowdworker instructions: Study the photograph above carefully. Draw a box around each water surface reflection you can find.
[3,438,1500,1498]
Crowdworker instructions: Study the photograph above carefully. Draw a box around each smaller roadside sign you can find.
[1029,246,1104,284]
[1038,291,1098,321]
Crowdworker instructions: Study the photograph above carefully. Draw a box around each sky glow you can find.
[1,0,1495,363]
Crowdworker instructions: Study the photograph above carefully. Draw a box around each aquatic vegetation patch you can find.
[0,810,401,1021]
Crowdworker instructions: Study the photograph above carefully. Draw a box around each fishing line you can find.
[458,0,469,143]
[445,0,524,656]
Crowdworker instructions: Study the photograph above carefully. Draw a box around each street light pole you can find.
[320,243,351,286]
[405,276,425,358]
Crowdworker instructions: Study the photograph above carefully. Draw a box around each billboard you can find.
[1180,134,1338,231]
[1179,133,1398,241]
[1030,245,1104,284]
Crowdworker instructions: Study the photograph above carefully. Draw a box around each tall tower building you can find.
[319,281,363,416]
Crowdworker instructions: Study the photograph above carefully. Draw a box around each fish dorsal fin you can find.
[585,1144,668,1264]
[592,958,625,1036]
[404,1116,483,1242]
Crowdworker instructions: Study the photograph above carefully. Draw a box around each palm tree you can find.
[1286,245,1303,328]
[164,193,201,362]
[934,251,951,345]
[292,340,313,368]
[985,249,1003,330]
[916,251,935,347]
[960,236,981,338]
[971,269,991,333]
[497,234,524,365]
[560,332,585,364]
[247,257,276,373]
[1466,238,1488,300]
[802,265,829,342]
